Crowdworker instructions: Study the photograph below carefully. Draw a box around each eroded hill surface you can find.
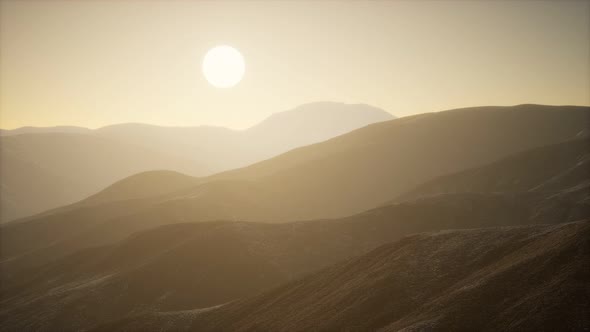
[95,222,590,332]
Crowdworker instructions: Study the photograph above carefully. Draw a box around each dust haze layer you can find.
[1,105,590,331]
[1,105,587,272]
[0,102,392,222]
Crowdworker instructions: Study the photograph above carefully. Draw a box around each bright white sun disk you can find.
[202,45,245,88]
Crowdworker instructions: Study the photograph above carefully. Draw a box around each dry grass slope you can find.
[93,222,589,332]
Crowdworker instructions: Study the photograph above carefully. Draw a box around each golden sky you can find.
[1,0,589,129]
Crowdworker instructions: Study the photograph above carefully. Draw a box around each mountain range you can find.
[0,102,393,222]
[0,104,589,331]
[98,221,587,332]
[2,105,587,272]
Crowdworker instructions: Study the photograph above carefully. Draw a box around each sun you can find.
[202,45,245,88]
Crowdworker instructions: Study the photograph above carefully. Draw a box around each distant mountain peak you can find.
[247,102,394,139]
[254,101,394,125]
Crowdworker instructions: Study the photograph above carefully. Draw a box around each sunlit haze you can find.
[1,1,590,329]
[1,0,588,129]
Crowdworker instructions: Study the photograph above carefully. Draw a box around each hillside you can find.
[27,104,589,221]
[241,102,393,165]
[397,137,590,202]
[0,191,540,281]
[2,105,588,270]
[0,134,204,222]
[1,105,589,331]
[207,104,590,219]
[0,192,586,331]
[80,170,201,205]
[0,102,392,222]
[0,148,79,222]
[94,222,590,332]
[96,102,394,172]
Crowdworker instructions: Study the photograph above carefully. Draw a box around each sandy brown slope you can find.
[95,221,589,332]
[0,192,586,332]
[1,105,588,273]
[397,137,590,202]
[0,189,574,285]
[0,149,80,222]
[0,133,206,222]
[207,104,590,219]
[80,170,201,205]
[392,138,590,225]
[0,170,199,261]
[0,103,392,223]
[29,104,586,225]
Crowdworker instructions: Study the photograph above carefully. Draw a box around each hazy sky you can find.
[1,0,589,129]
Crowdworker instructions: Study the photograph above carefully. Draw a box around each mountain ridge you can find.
[394,137,590,202]
[89,221,589,332]
[1,102,392,222]
[2,105,588,272]
[1,192,585,332]
[1,104,589,331]
[0,102,393,134]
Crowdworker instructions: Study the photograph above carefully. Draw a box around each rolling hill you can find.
[392,137,590,223]
[0,102,393,222]
[206,104,590,219]
[94,221,590,332]
[95,102,394,172]
[397,137,590,201]
[1,105,588,272]
[0,125,91,136]
[0,190,587,331]
[0,134,205,222]
[1,105,589,331]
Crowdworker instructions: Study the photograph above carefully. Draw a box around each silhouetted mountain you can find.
[0,125,91,136]
[0,147,79,222]
[1,105,588,271]
[0,102,393,222]
[241,102,393,165]
[207,105,590,219]
[92,222,590,332]
[0,134,205,222]
[2,105,589,331]
[96,102,393,172]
